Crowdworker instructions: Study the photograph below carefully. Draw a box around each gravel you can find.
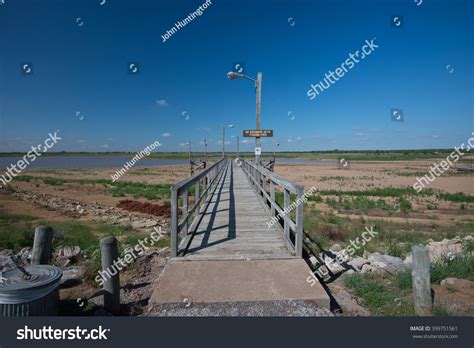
[148,300,334,317]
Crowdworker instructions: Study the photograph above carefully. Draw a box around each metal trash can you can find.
[0,265,62,317]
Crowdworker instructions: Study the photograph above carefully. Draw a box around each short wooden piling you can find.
[411,245,432,316]
[100,236,120,315]
[31,225,53,265]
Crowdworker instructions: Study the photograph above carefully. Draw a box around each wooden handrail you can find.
[240,159,305,257]
[170,157,228,257]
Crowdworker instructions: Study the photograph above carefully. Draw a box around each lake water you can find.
[0,155,188,170]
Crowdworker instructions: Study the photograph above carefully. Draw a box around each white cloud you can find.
[161,132,172,137]
[156,99,169,107]
[99,144,109,148]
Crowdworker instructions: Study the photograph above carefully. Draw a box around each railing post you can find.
[412,245,433,316]
[295,186,304,257]
[100,236,121,315]
[284,189,290,239]
[195,180,200,212]
[170,188,178,257]
[32,225,54,265]
[183,189,189,236]
[270,179,275,216]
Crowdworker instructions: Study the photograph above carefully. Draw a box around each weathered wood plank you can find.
[182,161,293,260]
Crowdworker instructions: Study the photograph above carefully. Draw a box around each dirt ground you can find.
[274,161,474,194]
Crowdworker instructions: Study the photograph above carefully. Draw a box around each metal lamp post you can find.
[227,71,262,165]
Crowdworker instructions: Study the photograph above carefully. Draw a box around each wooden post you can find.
[100,236,120,315]
[170,188,178,257]
[31,225,53,265]
[295,187,304,257]
[411,245,432,316]
[284,189,290,239]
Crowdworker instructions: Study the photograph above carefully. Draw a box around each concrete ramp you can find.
[149,258,330,311]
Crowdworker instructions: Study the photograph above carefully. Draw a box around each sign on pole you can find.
[243,130,273,137]
[255,147,262,155]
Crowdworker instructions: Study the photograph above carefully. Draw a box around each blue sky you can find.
[0,0,472,152]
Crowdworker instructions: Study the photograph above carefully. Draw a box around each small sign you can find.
[243,130,273,137]
[255,147,262,155]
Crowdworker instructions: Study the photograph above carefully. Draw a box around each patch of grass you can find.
[42,177,66,186]
[0,210,36,251]
[437,192,474,203]
[430,253,474,284]
[384,240,410,258]
[318,187,433,198]
[16,175,172,200]
[344,273,416,316]
[50,222,98,256]
[307,194,323,202]
[398,197,412,212]
[345,274,391,308]
[395,270,412,290]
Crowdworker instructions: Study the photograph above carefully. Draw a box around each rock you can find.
[440,278,472,288]
[61,266,85,285]
[0,249,14,257]
[130,219,159,229]
[309,256,318,267]
[360,264,376,274]
[54,246,82,267]
[426,239,463,263]
[348,257,369,271]
[330,243,342,252]
[367,253,406,274]
[323,254,345,273]
[57,246,82,260]
[403,255,413,267]
[17,247,32,264]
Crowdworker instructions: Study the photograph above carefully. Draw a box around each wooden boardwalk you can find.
[180,161,293,260]
[152,158,330,310]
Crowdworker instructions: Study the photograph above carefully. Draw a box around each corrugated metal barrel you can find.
[0,265,62,317]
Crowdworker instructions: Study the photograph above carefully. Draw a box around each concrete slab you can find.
[149,258,330,310]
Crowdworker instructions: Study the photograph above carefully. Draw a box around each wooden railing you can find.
[170,157,228,257]
[240,159,304,257]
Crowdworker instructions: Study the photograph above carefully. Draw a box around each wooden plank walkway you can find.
[180,161,293,260]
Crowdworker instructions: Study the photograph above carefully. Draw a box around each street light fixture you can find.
[227,71,263,165]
